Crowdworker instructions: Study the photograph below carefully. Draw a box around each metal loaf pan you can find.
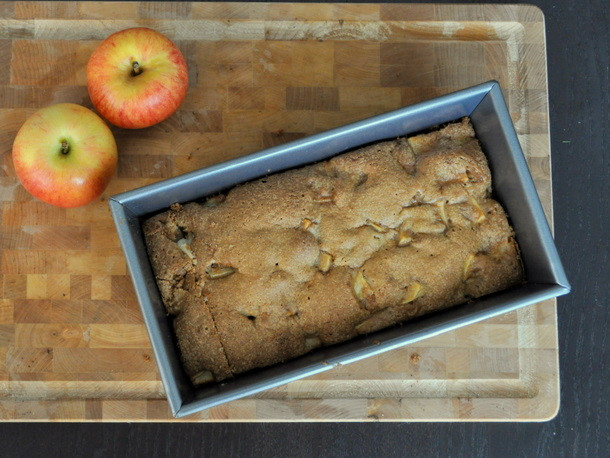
[109,81,570,418]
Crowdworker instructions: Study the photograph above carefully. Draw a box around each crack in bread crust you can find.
[143,118,524,383]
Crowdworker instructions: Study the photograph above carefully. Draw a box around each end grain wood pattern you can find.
[0,2,557,421]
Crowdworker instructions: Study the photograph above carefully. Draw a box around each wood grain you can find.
[0,2,556,421]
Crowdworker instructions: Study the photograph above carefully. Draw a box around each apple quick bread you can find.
[143,118,524,384]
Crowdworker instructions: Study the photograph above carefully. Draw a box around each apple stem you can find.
[132,61,142,76]
[61,140,69,155]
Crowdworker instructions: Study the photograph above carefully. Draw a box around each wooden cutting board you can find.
[0,2,558,421]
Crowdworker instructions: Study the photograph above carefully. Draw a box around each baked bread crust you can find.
[143,118,523,383]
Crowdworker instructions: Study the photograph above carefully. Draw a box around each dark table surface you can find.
[1,0,608,457]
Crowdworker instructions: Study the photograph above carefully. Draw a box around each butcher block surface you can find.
[0,2,557,421]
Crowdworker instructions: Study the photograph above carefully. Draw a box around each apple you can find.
[12,103,118,208]
[87,27,188,129]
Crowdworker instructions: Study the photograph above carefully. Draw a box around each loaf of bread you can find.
[143,118,523,384]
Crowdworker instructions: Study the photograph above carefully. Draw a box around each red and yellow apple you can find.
[12,103,118,208]
[87,27,188,129]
